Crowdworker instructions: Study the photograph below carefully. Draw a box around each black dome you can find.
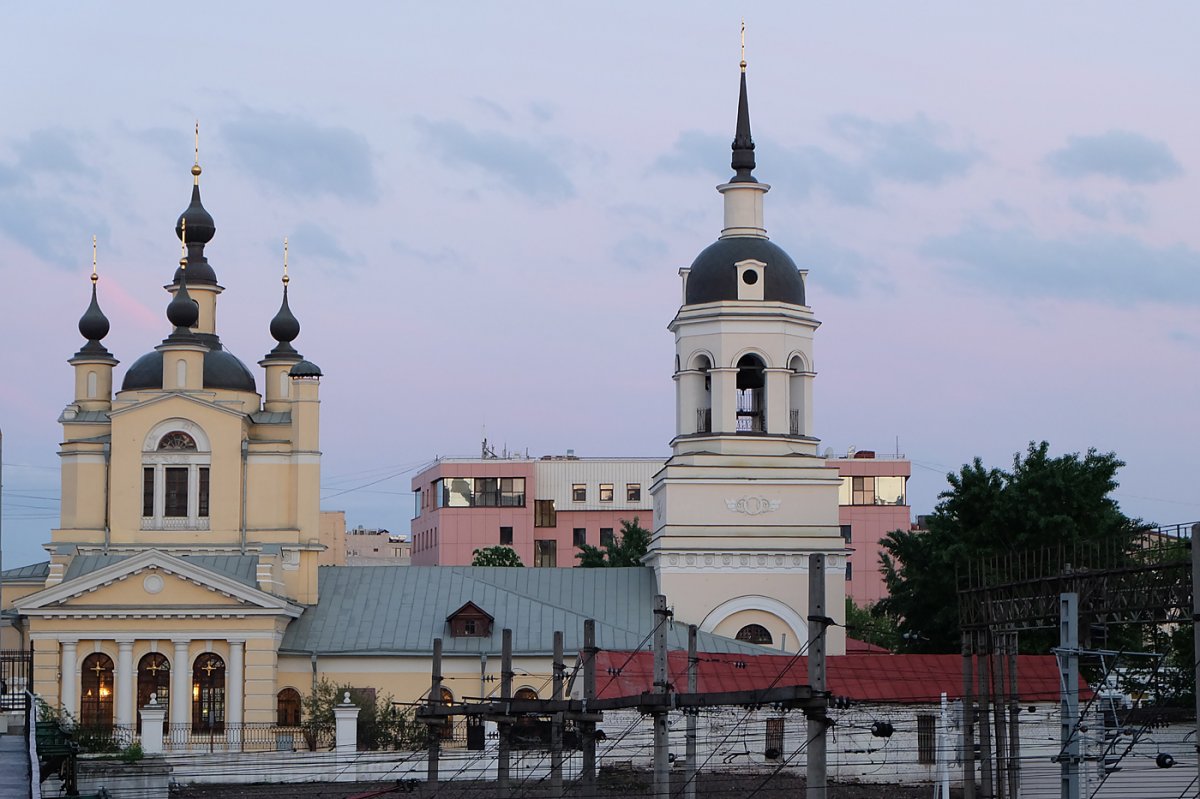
[684,237,805,306]
[289,360,322,378]
[78,284,110,343]
[121,348,257,392]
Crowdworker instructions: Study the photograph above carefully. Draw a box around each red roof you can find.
[593,650,1082,704]
[845,637,890,654]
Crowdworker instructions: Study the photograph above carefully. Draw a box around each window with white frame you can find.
[141,424,211,531]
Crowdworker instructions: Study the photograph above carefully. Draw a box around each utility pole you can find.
[806,553,827,799]
[684,624,698,799]
[427,637,442,786]
[979,629,993,799]
[1006,633,1021,799]
[498,628,513,795]
[993,635,1008,799]
[1059,592,1080,799]
[962,632,976,799]
[582,618,597,798]
[652,594,671,799]
[551,630,564,796]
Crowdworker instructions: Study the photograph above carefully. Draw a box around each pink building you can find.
[833,450,912,605]
[410,456,660,567]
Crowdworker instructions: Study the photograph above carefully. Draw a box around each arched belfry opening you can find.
[691,353,712,434]
[736,353,766,433]
[789,354,807,437]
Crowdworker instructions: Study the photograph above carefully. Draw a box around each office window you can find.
[500,477,526,507]
[534,539,557,568]
[600,528,614,548]
[573,528,586,547]
[499,526,513,546]
[845,561,853,581]
[534,500,556,528]
[571,484,586,502]
[599,484,613,502]
[840,524,852,544]
[626,483,641,502]
[474,477,499,507]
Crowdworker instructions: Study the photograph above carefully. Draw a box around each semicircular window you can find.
[735,623,773,645]
[158,431,198,450]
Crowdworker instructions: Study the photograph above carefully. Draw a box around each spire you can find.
[174,121,218,284]
[266,238,302,358]
[730,21,757,183]
[165,221,200,338]
[76,235,112,356]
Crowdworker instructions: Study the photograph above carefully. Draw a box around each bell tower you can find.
[647,51,846,654]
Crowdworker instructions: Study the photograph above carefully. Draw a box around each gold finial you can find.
[282,237,290,285]
[179,218,188,269]
[740,19,746,72]
[192,120,202,183]
[91,235,98,284]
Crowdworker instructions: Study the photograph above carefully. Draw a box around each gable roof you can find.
[62,553,259,588]
[593,650,1087,704]
[14,549,300,617]
[447,601,493,622]
[280,566,768,657]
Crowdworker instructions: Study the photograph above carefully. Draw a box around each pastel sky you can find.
[2,3,1198,569]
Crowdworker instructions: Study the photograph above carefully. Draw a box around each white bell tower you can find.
[647,57,846,655]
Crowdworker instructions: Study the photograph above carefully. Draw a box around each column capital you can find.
[61,639,80,649]
[226,638,246,647]
[115,638,135,647]
[171,638,191,647]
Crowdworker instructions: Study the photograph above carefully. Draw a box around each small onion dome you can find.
[166,271,200,333]
[77,282,111,350]
[289,359,323,379]
[173,177,218,285]
[267,285,301,356]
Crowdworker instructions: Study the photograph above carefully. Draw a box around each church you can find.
[0,57,846,736]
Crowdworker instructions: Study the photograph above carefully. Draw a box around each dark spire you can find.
[165,223,200,340]
[174,122,218,284]
[266,239,302,358]
[730,66,757,183]
[76,236,112,357]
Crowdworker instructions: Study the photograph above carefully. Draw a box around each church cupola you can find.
[68,237,119,411]
[668,48,818,448]
[174,123,217,286]
[156,227,207,391]
[260,239,306,411]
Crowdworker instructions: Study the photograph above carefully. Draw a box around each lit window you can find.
[626,484,641,502]
[572,484,586,502]
[599,484,614,502]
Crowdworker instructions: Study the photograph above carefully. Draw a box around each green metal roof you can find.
[280,566,768,657]
[61,553,259,588]
[0,561,50,581]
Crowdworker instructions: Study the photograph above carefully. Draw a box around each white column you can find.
[171,639,190,729]
[710,367,737,433]
[116,639,135,728]
[765,368,790,435]
[227,640,245,732]
[60,640,78,716]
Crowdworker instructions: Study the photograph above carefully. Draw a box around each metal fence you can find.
[0,648,32,713]
[164,722,330,752]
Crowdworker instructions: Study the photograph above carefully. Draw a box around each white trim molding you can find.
[698,595,806,640]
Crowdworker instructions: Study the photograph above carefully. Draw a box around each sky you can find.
[2,3,1199,569]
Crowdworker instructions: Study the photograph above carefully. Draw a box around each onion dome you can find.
[165,253,200,338]
[266,239,302,358]
[173,125,218,284]
[75,241,113,357]
[289,359,323,379]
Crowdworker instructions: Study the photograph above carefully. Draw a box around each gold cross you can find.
[90,659,108,677]
[146,656,166,675]
[201,658,219,676]
[740,19,746,71]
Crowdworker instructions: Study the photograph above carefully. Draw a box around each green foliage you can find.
[119,741,144,763]
[576,517,650,567]
[844,598,900,651]
[877,441,1146,653]
[471,545,524,567]
[302,678,426,751]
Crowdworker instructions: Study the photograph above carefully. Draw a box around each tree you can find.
[471,545,524,567]
[576,517,650,567]
[301,678,426,751]
[877,441,1146,653]
[844,598,901,651]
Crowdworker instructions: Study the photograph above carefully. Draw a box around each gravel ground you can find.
[172,767,956,798]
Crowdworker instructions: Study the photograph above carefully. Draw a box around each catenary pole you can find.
[652,594,671,799]
[498,627,512,795]
[582,618,597,799]
[962,631,976,799]
[428,637,442,786]
[684,623,698,799]
[806,553,827,799]
[551,629,564,796]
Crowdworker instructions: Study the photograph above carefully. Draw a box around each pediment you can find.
[14,549,300,619]
[109,391,249,421]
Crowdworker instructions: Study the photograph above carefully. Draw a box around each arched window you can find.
[137,653,171,732]
[788,354,807,436]
[142,424,211,531]
[690,354,713,434]
[80,653,114,729]
[192,653,226,733]
[277,688,302,727]
[736,354,766,433]
[87,370,98,398]
[514,687,539,727]
[736,624,773,645]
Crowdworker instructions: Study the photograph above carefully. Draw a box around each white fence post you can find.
[140,694,166,755]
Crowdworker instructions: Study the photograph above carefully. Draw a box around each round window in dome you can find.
[742,269,759,285]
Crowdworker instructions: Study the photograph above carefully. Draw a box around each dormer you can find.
[447,601,494,637]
